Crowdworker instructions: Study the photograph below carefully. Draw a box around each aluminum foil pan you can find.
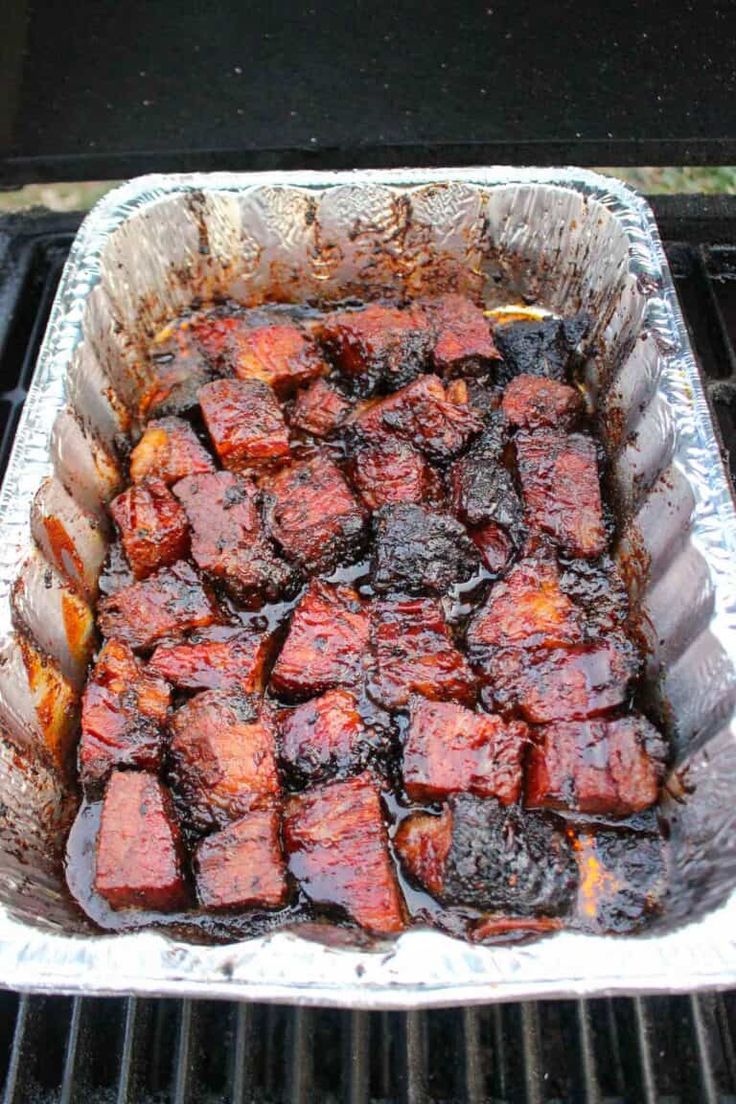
[0,168,734,1008]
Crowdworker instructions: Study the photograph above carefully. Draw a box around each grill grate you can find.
[0,204,734,1102]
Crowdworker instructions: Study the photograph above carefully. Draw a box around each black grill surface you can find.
[0,198,735,1102]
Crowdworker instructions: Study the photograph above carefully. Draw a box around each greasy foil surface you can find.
[0,168,734,1007]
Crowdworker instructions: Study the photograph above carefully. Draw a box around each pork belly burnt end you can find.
[194,802,288,911]
[278,689,367,786]
[199,378,290,470]
[403,697,527,803]
[354,374,483,461]
[347,434,443,511]
[371,504,480,596]
[470,523,514,576]
[502,374,584,430]
[129,416,214,485]
[263,454,366,574]
[174,471,294,605]
[97,561,218,651]
[370,597,476,709]
[421,293,501,377]
[516,430,606,558]
[526,714,666,815]
[394,808,452,896]
[224,321,329,396]
[575,825,666,932]
[79,639,170,785]
[283,773,404,933]
[449,439,523,536]
[110,479,190,580]
[149,625,274,694]
[169,690,280,833]
[270,581,370,699]
[318,303,433,394]
[95,771,187,911]
[290,378,351,437]
[141,326,212,419]
[494,313,590,384]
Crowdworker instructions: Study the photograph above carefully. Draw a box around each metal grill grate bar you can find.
[345,1010,370,1104]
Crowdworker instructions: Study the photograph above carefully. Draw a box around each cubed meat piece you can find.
[420,293,501,377]
[318,303,433,394]
[169,691,280,833]
[79,639,171,785]
[278,689,367,786]
[290,378,352,437]
[283,773,404,933]
[194,802,288,911]
[229,322,328,395]
[469,523,514,576]
[270,581,370,699]
[199,378,290,470]
[502,374,584,429]
[494,313,590,384]
[189,313,248,364]
[140,326,212,419]
[575,825,666,932]
[354,374,483,461]
[394,808,452,897]
[450,453,523,536]
[110,479,190,580]
[526,714,666,815]
[347,434,443,511]
[403,697,527,803]
[557,554,629,640]
[370,597,476,709]
[129,416,215,486]
[173,471,294,606]
[95,771,187,911]
[149,625,274,694]
[97,561,219,651]
[262,454,366,574]
[516,430,606,558]
[371,504,480,596]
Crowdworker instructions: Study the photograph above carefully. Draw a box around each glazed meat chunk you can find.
[278,689,367,786]
[110,479,189,580]
[516,430,606,558]
[347,434,443,511]
[79,639,170,785]
[149,625,274,694]
[169,691,280,833]
[317,302,433,394]
[394,808,452,897]
[354,374,483,461]
[421,293,501,377]
[283,773,404,933]
[557,554,630,640]
[469,523,514,576]
[270,581,370,699]
[222,321,329,396]
[129,416,215,485]
[140,326,212,419]
[371,504,480,596]
[502,374,584,429]
[403,697,527,803]
[290,378,351,437]
[174,471,294,606]
[199,378,290,470]
[95,771,187,911]
[263,454,366,574]
[494,313,589,384]
[575,824,666,932]
[194,802,288,911]
[369,597,476,709]
[449,434,523,535]
[97,561,218,651]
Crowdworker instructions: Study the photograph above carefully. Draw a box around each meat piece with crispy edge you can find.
[370,503,481,597]
[278,688,368,786]
[317,302,433,394]
[526,714,666,815]
[129,416,215,485]
[270,581,370,699]
[469,523,514,576]
[403,696,528,803]
[575,822,666,933]
[169,690,280,834]
[502,374,584,430]
[394,808,452,897]
[420,293,501,377]
[225,320,329,396]
[79,639,171,785]
[199,378,290,471]
[369,596,476,710]
[449,448,523,536]
[149,625,275,694]
[290,378,352,438]
[283,773,405,933]
[194,801,289,911]
[95,771,187,911]
[173,470,295,606]
[97,560,219,652]
[109,478,190,580]
[557,554,630,641]
[494,313,590,384]
[140,326,212,419]
[347,433,443,512]
[516,429,606,558]
[262,453,367,574]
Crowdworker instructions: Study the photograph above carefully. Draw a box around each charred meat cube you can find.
[79,639,170,785]
[149,625,274,694]
[371,504,480,597]
[394,808,452,897]
[194,802,288,911]
[129,417,215,486]
[278,688,367,786]
[469,522,514,576]
[318,303,433,394]
[290,378,351,437]
[110,478,190,580]
[449,449,523,536]
[526,714,666,815]
[494,313,590,384]
[199,378,290,470]
[516,429,606,558]
[369,597,476,709]
[262,454,366,574]
[97,560,219,652]
[347,434,443,511]
[421,293,501,377]
[169,691,280,833]
[270,581,370,699]
[502,374,584,429]
[403,697,527,803]
[283,773,404,933]
[226,321,329,396]
[557,554,629,640]
[140,325,212,419]
[354,374,483,462]
[575,824,666,932]
[174,471,294,606]
[95,771,187,911]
